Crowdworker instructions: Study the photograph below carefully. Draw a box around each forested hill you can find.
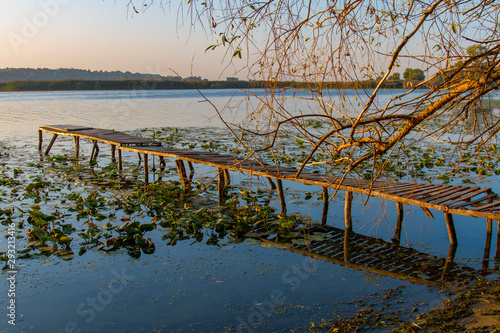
[0,79,264,91]
[0,68,182,82]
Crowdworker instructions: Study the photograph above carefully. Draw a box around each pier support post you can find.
[321,187,329,225]
[118,149,123,170]
[38,130,43,151]
[392,202,404,245]
[267,177,277,190]
[143,154,149,185]
[74,137,80,159]
[496,221,500,263]
[188,162,195,181]
[276,179,286,213]
[483,218,493,272]
[218,168,226,205]
[345,191,353,230]
[90,140,99,163]
[159,157,166,171]
[175,160,188,190]
[44,134,59,155]
[444,212,457,246]
[111,145,116,163]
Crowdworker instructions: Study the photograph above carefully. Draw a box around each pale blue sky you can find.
[0,1,240,79]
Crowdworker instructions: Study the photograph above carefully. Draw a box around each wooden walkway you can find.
[39,125,500,254]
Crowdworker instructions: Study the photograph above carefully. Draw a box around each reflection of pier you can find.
[258,225,495,288]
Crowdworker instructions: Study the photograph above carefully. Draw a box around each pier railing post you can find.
[345,191,353,230]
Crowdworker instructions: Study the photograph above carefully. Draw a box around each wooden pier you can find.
[39,125,500,258]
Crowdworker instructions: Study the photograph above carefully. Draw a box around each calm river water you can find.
[0,89,499,332]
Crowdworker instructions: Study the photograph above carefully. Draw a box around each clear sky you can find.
[0,1,242,80]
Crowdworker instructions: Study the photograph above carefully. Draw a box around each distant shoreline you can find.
[0,79,428,92]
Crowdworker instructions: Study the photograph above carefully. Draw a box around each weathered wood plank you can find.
[473,201,500,212]
[444,188,492,207]
[432,186,481,205]
[450,193,497,209]
[421,186,476,203]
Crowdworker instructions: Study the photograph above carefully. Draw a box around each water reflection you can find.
[258,224,497,288]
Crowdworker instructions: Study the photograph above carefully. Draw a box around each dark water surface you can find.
[0,89,499,332]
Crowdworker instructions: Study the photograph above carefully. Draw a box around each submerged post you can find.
[392,202,404,245]
[444,212,457,246]
[345,191,353,230]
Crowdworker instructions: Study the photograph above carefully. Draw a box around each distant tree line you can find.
[0,79,262,91]
[0,68,182,82]
[0,76,435,92]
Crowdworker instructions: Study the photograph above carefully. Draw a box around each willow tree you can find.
[132,0,500,182]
